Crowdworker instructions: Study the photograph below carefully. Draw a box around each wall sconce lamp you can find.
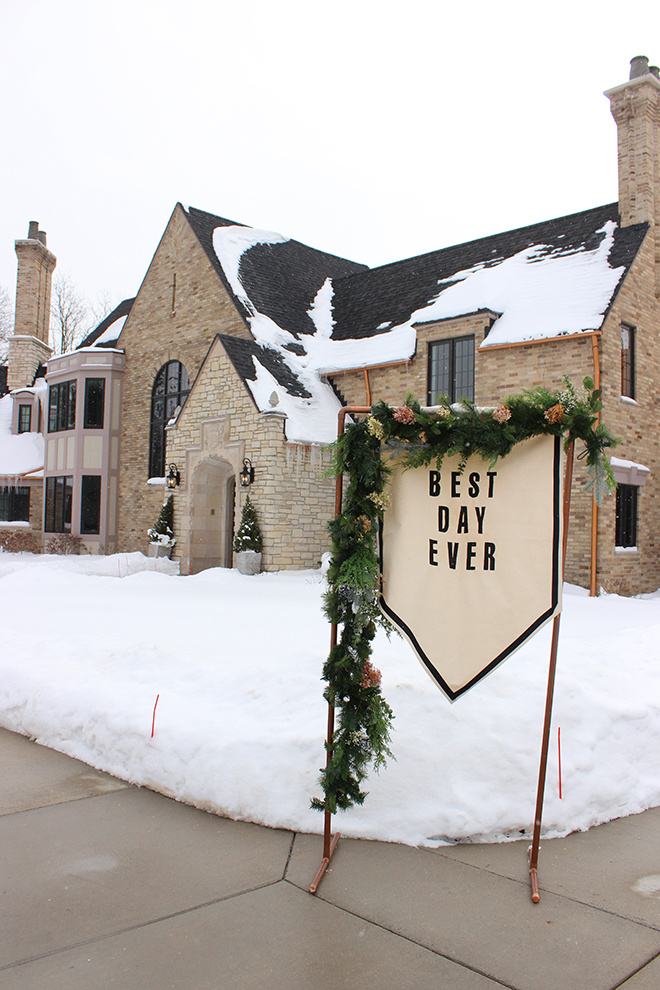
[239,458,254,488]
[166,463,180,489]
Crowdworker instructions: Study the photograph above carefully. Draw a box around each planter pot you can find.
[148,543,172,559]
[235,550,262,575]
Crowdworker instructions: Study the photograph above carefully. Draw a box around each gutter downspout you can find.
[364,368,372,407]
[590,334,601,596]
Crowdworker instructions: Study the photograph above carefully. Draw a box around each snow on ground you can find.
[1,552,659,847]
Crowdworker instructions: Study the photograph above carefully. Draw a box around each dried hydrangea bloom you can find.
[368,490,391,511]
[544,403,565,424]
[366,416,385,439]
[360,660,382,689]
[492,405,512,423]
[393,405,416,424]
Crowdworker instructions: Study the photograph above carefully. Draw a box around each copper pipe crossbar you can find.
[529,440,575,903]
[309,406,372,895]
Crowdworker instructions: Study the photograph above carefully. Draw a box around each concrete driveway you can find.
[1,727,659,989]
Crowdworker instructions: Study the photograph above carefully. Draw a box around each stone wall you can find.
[6,336,52,392]
[168,338,335,573]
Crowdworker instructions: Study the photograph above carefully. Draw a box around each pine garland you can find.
[312,377,618,815]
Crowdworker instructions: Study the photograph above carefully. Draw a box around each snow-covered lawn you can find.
[1,551,659,847]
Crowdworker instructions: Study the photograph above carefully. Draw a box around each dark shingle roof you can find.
[218,334,312,399]
[78,297,135,349]
[330,204,649,340]
[237,240,367,338]
[183,204,368,337]
[182,206,243,283]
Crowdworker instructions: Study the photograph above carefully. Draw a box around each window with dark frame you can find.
[0,486,30,522]
[615,484,638,548]
[17,405,31,433]
[428,336,475,405]
[621,324,635,399]
[83,378,105,429]
[149,361,190,478]
[48,380,77,432]
[80,475,102,534]
[44,476,73,532]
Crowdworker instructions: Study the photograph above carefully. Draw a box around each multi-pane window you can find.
[48,380,76,432]
[83,378,105,429]
[81,476,102,534]
[17,405,31,433]
[44,476,73,532]
[0,486,30,522]
[621,324,635,399]
[428,336,475,405]
[149,361,190,478]
[615,484,637,548]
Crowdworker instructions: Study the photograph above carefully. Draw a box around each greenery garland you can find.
[312,377,618,815]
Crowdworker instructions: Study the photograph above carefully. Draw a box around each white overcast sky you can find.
[1,0,658,321]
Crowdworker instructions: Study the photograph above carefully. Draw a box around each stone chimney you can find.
[7,221,56,390]
[605,56,660,295]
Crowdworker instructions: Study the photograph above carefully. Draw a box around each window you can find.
[0,486,30,522]
[84,378,105,429]
[621,324,635,398]
[428,337,475,405]
[18,405,31,433]
[149,361,190,478]
[48,380,76,432]
[81,476,102,534]
[615,484,637,548]
[44,476,73,532]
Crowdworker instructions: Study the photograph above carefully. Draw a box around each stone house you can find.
[1,56,659,593]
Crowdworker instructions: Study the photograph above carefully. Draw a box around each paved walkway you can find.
[1,726,659,989]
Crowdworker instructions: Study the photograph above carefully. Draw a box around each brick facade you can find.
[7,227,55,390]
[116,206,250,554]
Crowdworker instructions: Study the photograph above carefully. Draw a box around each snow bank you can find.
[1,554,658,846]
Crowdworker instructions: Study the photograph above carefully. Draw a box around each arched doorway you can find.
[190,458,235,573]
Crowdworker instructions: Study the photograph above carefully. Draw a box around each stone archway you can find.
[190,457,236,574]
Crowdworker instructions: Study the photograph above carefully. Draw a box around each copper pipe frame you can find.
[529,440,575,903]
[309,405,372,895]
[589,334,601,597]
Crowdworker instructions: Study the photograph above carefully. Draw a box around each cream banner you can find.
[379,434,562,700]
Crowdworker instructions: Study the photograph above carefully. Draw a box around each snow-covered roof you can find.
[78,298,135,350]
[183,202,648,445]
[0,385,45,479]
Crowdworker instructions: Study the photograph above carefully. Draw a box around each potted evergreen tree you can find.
[233,495,263,575]
[148,495,176,558]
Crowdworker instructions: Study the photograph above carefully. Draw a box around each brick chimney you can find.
[7,221,56,390]
[605,57,660,295]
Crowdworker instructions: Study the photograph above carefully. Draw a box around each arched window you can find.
[149,361,190,478]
